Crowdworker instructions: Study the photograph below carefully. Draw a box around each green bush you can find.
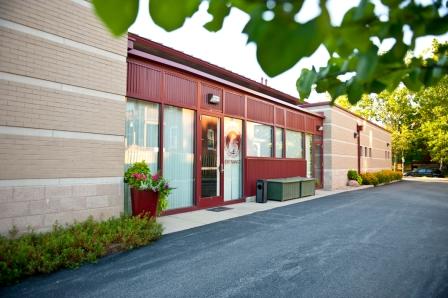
[356,175,363,185]
[360,172,379,186]
[347,169,363,185]
[0,215,162,286]
[360,170,402,186]
[347,169,359,181]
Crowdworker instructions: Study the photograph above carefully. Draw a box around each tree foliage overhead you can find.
[92,0,448,103]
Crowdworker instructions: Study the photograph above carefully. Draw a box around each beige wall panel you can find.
[0,81,125,135]
[330,108,361,127]
[329,169,352,189]
[304,104,392,189]
[330,140,357,156]
[330,155,358,170]
[0,182,123,234]
[331,127,360,144]
[361,157,391,173]
[0,28,126,95]
[0,0,127,56]
[0,135,124,179]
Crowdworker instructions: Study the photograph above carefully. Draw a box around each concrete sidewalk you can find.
[159,185,373,234]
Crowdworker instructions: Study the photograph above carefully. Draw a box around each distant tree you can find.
[417,74,448,170]
[92,0,448,104]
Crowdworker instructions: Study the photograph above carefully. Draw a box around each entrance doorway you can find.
[198,115,223,207]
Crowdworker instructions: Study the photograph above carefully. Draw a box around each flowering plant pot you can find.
[130,188,159,217]
[124,161,172,217]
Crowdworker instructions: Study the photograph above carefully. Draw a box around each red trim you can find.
[127,49,323,119]
[129,33,300,105]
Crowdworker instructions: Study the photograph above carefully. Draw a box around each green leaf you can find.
[245,10,329,77]
[296,68,317,99]
[402,68,424,91]
[356,45,379,82]
[381,0,401,7]
[347,79,364,104]
[149,0,201,32]
[92,0,139,36]
[204,0,231,32]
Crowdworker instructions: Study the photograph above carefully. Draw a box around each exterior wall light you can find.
[207,94,220,104]
[316,125,323,131]
[354,132,358,138]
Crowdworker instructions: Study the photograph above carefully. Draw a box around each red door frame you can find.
[196,112,224,208]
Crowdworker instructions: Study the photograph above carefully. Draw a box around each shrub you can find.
[347,169,363,185]
[356,175,363,185]
[360,170,402,186]
[360,172,379,186]
[375,171,388,184]
[347,169,359,181]
[0,215,163,286]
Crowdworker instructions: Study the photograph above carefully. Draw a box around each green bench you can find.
[266,177,316,201]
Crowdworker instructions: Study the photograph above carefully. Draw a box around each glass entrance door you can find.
[199,115,223,207]
[224,117,242,201]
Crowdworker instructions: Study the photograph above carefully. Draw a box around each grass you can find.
[0,215,163,286]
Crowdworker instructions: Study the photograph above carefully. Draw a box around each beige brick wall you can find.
[0,28,126,95]
[0,0,127,55]
[0,0,127,234]
[0,182,123,234]
[305,105,392,190]
[0,80,125,135]
[0,134,124,179]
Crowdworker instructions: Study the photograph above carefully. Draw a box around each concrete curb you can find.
[158,184,374,235]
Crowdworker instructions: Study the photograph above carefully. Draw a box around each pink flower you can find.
[152,174,159,181]
[132,173,147,181]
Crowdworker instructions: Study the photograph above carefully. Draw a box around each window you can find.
[125,100,159,173]
[285,130,304,158]
[369,148,372,157]
[275,127,284,158]
[360,146,363,156]
[365,147,368,157]
[163,106,195,209]
[247,122,273,157]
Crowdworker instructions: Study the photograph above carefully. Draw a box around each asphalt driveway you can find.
[2,180,448,298]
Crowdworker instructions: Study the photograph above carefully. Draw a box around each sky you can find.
[130,0,448,102]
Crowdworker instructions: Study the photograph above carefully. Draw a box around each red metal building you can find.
[126,33,324,215]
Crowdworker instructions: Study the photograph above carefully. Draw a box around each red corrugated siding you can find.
[247,97,274,124]
[286,110,305,131]
[275,107,285,126]
[224,91,245,117]
[201,83,223,112]
[305,116,314,133]
[244,158,306,196]
[127,61,162,101]
[164,72,197,107]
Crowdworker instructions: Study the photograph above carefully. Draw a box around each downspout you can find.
[357,124,363,174]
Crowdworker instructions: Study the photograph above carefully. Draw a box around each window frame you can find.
[246,121,274,158]
[285,129,305,159]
